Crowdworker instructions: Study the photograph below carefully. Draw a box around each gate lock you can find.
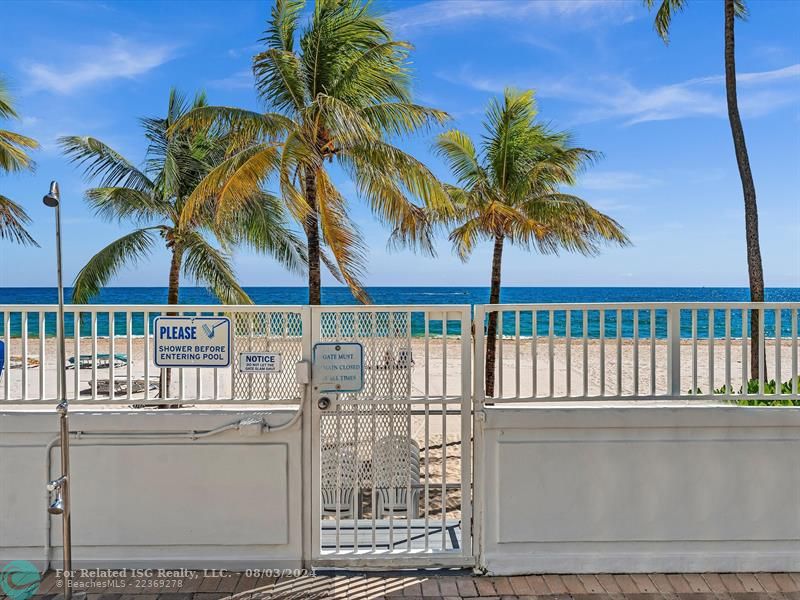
[317,396,331,410]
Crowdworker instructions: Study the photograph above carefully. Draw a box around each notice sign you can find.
[153,316,231,368]
[239,352,282,373]
[313,342,363,393]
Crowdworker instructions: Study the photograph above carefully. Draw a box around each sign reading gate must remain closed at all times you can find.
[313,342,363,393]
[153,316,231,368]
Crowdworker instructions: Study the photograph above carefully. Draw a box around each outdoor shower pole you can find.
[44,181,73,599]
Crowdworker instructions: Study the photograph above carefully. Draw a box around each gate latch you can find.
[317,396,331,410]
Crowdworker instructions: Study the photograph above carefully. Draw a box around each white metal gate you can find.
[307,305,474,567]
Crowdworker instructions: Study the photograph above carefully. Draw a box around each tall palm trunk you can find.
[724,0,766,381]
[160,245,183,399]
[304,169,322,305]
[485,234,504,397]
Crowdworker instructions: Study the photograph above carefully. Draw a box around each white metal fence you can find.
[0,304,305,404]
[2,302,798,406]
[475,302,800,403]
[309,306,472,566]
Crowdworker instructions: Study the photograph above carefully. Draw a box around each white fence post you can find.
[667,306,682,397]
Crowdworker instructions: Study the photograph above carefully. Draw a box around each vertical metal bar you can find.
[708,308,715,396]
[792,309,798,396]
[692,310,698,395]
[565,309,572,397]
[582,310,589,397]
[370,401,377,553]
[423,312,430,550]
[441,314,448,551]
[91,310,97,399]
[21,311,28,401]
[633,309,639,396]
[73,312,79,401]
[531,310,537,398]
[514,310,520,399]
[775,308,781,390]
[725,308,732,395]
[497,311,504,399]
[39,311,46,400]
[2,312,9,400]
[616,308,622,396]
[144,312,151,402]
[649,309,656,396]
[407,312,415,551]
[126,311,133,402]
[109,311,115,401]
[666,306,681,397]
[742,308,749,396]
[758,307,765,396]
[548,310,554,397]
[459,306,472,557]
[599,310,606,397]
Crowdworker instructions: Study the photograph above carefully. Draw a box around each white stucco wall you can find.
[0,409,303,570]
[479,404,800,574]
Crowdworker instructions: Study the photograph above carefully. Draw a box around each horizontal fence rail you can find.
[477,302,800,403]
[1,302,798,406]
[0,304,306,405]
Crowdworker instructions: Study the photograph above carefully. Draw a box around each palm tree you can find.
[174,0,451,304]
[0,77,39,245]
[435,89,630,397]
[644,0,766,380]
[60,89,305,396]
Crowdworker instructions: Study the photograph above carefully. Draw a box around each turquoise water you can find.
[0,287,798,339]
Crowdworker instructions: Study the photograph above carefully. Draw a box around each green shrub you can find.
[687,376,800,406]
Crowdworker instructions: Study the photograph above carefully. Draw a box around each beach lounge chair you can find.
[92,375,158,396]
[320,444,359,519]
[68,353,128,370]
[374,435,421,519]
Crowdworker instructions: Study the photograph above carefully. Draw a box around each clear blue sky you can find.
[1,0,798,289]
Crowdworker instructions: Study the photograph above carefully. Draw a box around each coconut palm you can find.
[174,0,451,304]
[60,89,304,306]
[435,89,630,397]
[0,77,39,246]
[644,0,765,380]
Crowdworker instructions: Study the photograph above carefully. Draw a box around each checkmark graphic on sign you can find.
[202,320,227,338]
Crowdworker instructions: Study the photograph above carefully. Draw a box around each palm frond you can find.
[181,143,281,228]
[213,191,308,277]
[643,0,688,43]
[71,227,159,303]
[181,231,252,304]
[59,136,154,192]
[84,187,169,224]
[253,48,307,112]
[0,194,38,246]
[315,168,371,303]
[359,102,449,137]
[435,130,486,190]
[265,0,305,51]
[0,129,39,173]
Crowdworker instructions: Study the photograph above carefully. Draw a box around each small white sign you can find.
[153,316,230,368]
[313,342,363,393]
[239,352,282,373]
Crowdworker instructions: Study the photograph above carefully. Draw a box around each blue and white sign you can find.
[313,342,363,393]
[239,352,282,373]
[153,316,231,368]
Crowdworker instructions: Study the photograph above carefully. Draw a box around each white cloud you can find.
[385,0,636,32]
[208,70,253,90]
[23,35,176,94]
[441,63,800,125]
[579,171,660,191]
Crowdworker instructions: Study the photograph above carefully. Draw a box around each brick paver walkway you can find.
[25,571,800,600]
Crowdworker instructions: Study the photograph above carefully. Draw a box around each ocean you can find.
[0,287,798,339]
